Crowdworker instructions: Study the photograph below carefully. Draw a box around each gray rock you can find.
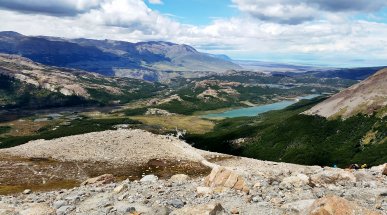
[140,175,158,183]
[56,206,74,215]
[53,200,67,209]
[23,189,32,195]
[154,206,171,215]
[169,199,185,208]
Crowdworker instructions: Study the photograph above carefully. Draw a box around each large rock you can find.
[81,174,115,186]
[171,202,226,215]
[280,174,309,189]
[196,187,214,196]
[170,174,190,184]
[306,195,381,215]
[140,174,158,183]
[310,169,356,187]
[19,203,56,215]
[204,166,249,193]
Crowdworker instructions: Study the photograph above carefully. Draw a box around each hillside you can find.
[304,68,387,118]
[0,54,163,109]
[186,98,387,167]
[0,31,241,76]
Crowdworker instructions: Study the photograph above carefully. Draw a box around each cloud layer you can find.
[0,0,386,66]
[232,0,387,24]
[0,0,102,16]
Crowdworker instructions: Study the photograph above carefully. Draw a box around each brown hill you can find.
[304,68,387,118]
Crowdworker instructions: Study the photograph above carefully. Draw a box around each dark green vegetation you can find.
[0,75,91,109]
[185,97,387,167]
[0,126,11,135]
[0,118,142,148]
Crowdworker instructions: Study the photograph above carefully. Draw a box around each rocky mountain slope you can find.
[0,129,386,214]
[0,53,162,108]
[304,68,387,118]
[0,31,241,76]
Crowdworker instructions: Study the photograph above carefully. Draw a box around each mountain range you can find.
[0,31,241,76]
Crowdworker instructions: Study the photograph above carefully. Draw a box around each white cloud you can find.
[0,0,386,66]
[148,0,163,5]
[232,0,387,24]
[0,0,102,16]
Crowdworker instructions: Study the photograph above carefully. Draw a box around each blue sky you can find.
[0,0,386,67]
[146,0,238,25]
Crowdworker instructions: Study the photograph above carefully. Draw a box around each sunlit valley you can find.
[0,1,386,214]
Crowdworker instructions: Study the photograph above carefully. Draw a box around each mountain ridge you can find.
[0,31,241,76]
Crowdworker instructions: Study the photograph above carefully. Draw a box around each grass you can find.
[130,115,215,134]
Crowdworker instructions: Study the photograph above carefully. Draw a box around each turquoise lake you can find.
[203,94,320,118]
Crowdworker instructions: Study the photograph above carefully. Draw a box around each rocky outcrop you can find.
[306,195,382,215]
[310,168,356,187]
[204,166,249,193]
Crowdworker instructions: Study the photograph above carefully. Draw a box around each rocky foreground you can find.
[0,129,386,214]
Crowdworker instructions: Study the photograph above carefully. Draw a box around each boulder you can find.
[168,199,185,208]
[204,166,249,193]
[280,174,309,189]
[171,202,226,215]
[306,195,382,215]
[140,174,158,183]
[19,203,55,215]
[23,189,32,194]
[170,174,190,184]
[113,183,128,194]
[196,187,213,196]
[310,169,356,187]
[81,174,115,186]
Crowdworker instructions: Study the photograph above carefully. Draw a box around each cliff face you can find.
[304,68,387,119]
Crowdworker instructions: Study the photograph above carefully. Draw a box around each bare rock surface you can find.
[1,129,206,165]
[306,195,382,215]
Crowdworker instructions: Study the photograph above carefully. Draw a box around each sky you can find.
[0,0,387,67]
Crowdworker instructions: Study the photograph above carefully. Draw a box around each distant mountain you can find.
[0,31,241,77]
[304,68,387,118]
[0,54,162,109]
[303,67,385,80]
[234,60,317,72]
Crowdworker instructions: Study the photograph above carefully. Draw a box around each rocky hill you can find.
[0,129,386,214]
[304,68,387,119]
[0,31,241,76]
[0,53,162,108]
